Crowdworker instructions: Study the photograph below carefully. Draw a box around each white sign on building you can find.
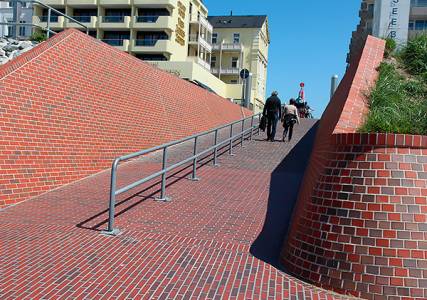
[372,0,411,45]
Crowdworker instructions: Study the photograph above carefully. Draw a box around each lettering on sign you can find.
[175,1,186,46]
[388,0,399,39]
[373,0,410,45]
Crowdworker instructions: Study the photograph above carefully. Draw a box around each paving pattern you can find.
[0,119,358,299]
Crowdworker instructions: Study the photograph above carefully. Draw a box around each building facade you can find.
[349,0,427,63]
[33,0,211,65]
[31,1,270,111]
[208,15,270,112]
[0,1,33,38]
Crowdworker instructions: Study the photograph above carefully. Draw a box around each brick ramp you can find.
[0,120,355,299]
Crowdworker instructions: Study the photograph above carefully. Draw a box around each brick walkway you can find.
[0,119,356,299]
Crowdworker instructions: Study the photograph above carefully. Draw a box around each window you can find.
[6,19,13,37]
[211,56,216,68]
[409,22,414,30]
[212,33,218,44]
[231,57,238,68]
[19,21,25,36]
[415,20,427,30]
[233,33,240,44]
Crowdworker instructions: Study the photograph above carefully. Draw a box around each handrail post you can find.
[102,159,120,236]
[47,8,51,38]
[257,114,261,135]
[213,129,220,167]
[156,147,171,202]
[190,136,200,181]
[229,123,234,156]
[240,119,245,147]
[249,115,254,140]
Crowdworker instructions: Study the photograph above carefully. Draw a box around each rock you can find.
[3,44,20,52]
[0,38,36,65]
[0,56,9,64]
[19,41,33,49]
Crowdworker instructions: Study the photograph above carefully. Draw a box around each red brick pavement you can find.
[0,120,356,299]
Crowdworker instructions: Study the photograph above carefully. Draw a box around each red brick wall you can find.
[0,29,250,208]
[281,36,427,298]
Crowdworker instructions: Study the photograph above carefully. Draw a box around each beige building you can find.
[33,1,269,111]
[349,0,427,63]
[33,0,211,64]
[208,15,270,112]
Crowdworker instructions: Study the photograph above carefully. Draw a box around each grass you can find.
[360,35,427,135]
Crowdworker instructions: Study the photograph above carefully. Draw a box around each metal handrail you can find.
[1,0,89,38]
[104,113,262,235]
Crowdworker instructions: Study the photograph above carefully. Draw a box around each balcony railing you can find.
[212,43,243,51]
[102,39,126,46]
[136,15,161,23]
[69,16,93,23]
[102,16,126,23]
[135,38,167,46]
[189,13,213,32]
[189,34,212,52]
[40,15,59,22]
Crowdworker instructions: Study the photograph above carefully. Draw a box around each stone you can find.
[3,44,20,52]
[19,41,33,49]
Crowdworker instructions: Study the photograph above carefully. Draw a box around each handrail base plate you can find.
[155,196,172,202]
[100,228,121,236]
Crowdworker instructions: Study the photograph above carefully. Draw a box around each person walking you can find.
[263,91,282,142]
[282,98,300,142]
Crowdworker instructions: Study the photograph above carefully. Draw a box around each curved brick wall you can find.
[0,29,250,208]
[281,36,427,299]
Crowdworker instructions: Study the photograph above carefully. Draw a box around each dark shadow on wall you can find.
[250,121,319,270]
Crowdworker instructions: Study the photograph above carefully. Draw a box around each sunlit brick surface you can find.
[0,29,250,208]
[0,120,353,299]
[282,36,427,299]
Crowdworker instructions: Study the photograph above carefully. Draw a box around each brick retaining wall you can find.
[0,29,250,208]
[282,36,427,299]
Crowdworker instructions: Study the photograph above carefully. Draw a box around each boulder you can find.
[3,44,20,52]
[19,41,33,49]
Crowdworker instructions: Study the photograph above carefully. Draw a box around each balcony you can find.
[212,67,240,75]
[99,16,131,28]
[189,13,213,32]
[99,0,131,6]
[133,16,174,30]
[212,43,243,52]
[66,16,97,28]
[40,0,65,5]
[102,39,130,51]
[188,57,210,71]
[33,15,65,29]
[189,34,212,52]
[131,39,173,54]
[67,0,97,6]
[134,0,177,8]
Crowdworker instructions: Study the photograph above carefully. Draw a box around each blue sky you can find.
[205,0,361,117]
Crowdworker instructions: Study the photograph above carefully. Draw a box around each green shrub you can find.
[360,62,427,135]
[384,38,397,58]
[30,32,47,43]
[401,34,427,76]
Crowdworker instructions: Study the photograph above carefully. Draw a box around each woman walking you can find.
[282,98,300,142]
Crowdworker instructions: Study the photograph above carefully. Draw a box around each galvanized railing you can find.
[1,0,89,39]
[103,113,262,235]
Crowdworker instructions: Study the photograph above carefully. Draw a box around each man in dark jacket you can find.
[263,91,282,142]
